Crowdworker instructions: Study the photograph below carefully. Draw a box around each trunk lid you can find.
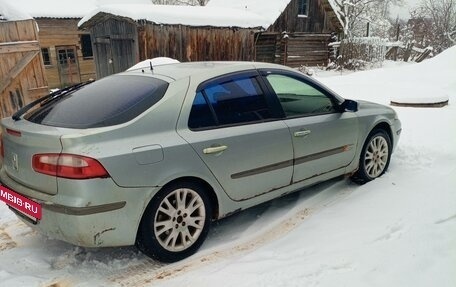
[1,117,63,195]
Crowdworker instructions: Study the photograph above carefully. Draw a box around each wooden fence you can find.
[139,24,255,62]
[255,32,332,67]
[339,37,387,67]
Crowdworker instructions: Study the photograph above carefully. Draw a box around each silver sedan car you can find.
[0,62,401,262]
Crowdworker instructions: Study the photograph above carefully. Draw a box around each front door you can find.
[263,72,358,183]
[178,71,293,201]
[56,46,81,88]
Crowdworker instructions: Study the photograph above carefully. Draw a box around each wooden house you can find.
[79,4,268,79]
[79,1,343,78]
[0,4,48,118]
[34,17,97,89]
[5,0,103,89]
[208,0,343,66]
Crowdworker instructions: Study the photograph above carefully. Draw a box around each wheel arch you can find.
[351,120,393,184]
[144,176,220,221]
[135,176,218,262]
[371,121,393,147]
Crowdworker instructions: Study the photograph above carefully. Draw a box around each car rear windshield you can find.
[25,75,168,128]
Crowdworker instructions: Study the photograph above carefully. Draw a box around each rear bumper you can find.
[0,168,159,247]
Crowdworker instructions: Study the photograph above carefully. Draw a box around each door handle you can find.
[294,130,311,137]
[203,145,228,154]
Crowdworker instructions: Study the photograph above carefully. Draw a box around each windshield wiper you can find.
[12,80,94,121]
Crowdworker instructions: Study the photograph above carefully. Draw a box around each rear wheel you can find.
[136,181,211,262]
[352,129,392,184]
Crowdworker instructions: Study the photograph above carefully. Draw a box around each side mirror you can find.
[341,99,358,112]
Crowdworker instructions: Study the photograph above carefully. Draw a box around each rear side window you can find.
[25,75,168,128]
[188,76,272,129]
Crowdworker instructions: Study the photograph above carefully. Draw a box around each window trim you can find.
[188,70,282,131]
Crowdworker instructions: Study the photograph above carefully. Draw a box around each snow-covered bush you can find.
[337,37,388,70]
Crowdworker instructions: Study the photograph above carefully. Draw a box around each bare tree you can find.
[415,0,456,51]
[332,0,402,39]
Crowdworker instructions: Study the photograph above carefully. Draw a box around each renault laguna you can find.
[0,61,401,262]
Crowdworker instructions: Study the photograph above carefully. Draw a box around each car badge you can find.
[12,153,19,171]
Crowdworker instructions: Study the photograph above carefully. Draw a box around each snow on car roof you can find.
[124,61,292,82]
[79,3,270,29]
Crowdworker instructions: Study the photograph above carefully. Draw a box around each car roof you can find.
[121,61,294,82]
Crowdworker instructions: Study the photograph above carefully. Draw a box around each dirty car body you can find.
[0,62,401,262]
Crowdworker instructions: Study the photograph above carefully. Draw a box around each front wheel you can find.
[352,129,392,184]
[136,181,212,263]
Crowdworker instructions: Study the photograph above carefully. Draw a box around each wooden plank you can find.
[8,22,20,42]
[0,22,11,42]
[0,41,40,54]
[28,86,49,100]
[0,50,39,94]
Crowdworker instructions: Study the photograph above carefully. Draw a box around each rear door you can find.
[177,71,293,201]
[1,118,62,195]
[262,71,359,183]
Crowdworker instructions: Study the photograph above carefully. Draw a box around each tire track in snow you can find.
[109,208,312,286]
[0,228,16,251]
[108,179,355,286]
[0,220,22,251]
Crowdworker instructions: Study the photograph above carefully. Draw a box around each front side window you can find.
[266,74,336,117]
[188,75,272,129]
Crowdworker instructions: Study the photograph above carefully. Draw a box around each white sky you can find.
[390,0,422,20]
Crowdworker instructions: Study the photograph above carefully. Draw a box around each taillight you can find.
[32,153,109,179]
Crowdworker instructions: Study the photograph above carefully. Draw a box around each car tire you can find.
[352,129,392,184]
[136,181,212,263]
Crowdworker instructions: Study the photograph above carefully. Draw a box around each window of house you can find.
[41,48,51,65]
[10,89,24,110]
[80,34,93,59]
[188,75,273,129]
[298,0,309,17]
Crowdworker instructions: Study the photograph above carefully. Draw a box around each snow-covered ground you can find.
[1,47,455,287]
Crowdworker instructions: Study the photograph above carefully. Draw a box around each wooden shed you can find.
[0,10,48,118]
[79,1,344,78]
[79,4,266,79]
[209,0,343,67]
[4,0,103,89]
[34,17,97,89]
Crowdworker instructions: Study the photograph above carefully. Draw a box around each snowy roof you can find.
[79,4,270,29]
[208,0,343,30]
[206,0,291,28]
[0,0,33,21]
[0,0,151,19]
[326,0,344,29]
